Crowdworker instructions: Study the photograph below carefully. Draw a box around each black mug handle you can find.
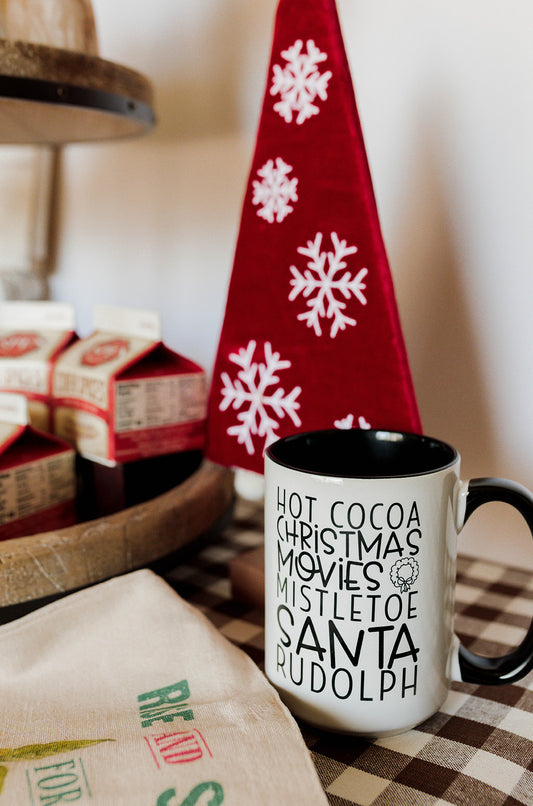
[457,478,533,685]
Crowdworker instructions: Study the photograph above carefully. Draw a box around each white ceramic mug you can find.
[264,429,533,737]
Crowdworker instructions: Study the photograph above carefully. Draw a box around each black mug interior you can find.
[266,429,458,478]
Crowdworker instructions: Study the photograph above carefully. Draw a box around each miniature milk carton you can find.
[0,301,76,433]
[0,393,77,540]
[52,305,207,466]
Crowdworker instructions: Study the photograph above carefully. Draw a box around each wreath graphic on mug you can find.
[390,557,419,593]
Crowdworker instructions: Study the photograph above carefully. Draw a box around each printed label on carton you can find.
[0,451,75,526]
[81,338,130,368]
[0,402,77,538]
[115,374,206,432]
[53,333,155,410]
[0,302,76,433]
[0,335,62,394]
[0,331,42,357]
[52,308,207,465]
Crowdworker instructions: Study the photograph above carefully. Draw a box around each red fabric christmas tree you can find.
[207,0,421,475]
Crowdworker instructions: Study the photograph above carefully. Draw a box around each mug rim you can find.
[265,428,459,479]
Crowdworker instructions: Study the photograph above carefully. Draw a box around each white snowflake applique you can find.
[219,340,302,456]
[252,157,298,223]
[334,414,371,430]
[270,39,332,125]
[289,232,368,338]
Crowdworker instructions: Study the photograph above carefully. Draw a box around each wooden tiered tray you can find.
[0,460,234,608]
[0,22,217,612]
[0,38,155,144]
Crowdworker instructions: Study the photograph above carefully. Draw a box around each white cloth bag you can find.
[0,569,327,805]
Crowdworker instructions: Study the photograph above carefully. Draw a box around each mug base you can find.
[295,711,422,739]
[275,686,435,739]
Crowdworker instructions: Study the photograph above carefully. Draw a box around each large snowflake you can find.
[270,39,332,125]
[252,157,298,223]
[289,232,368,338]
[219,340,302,456]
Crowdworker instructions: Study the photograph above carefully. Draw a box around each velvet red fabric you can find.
[207,0,421,474]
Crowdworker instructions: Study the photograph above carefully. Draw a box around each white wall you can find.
[50,0,533,568]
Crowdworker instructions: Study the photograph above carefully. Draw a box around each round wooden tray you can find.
[0,460,234,608]
[0,38,155,143]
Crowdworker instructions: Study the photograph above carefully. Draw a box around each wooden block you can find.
[230,545,265,610]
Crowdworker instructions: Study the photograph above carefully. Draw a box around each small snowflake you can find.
[270,39,332,125]
[334,414,371,430]
[252,157,298,223]
[289,232,368,338]
[219,340,302,456]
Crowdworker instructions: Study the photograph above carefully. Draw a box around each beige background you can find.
[44,0,533,569]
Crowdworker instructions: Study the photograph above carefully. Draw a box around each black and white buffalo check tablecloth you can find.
[163,497,533,806]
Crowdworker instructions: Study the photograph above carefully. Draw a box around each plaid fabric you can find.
[163,498,533,806]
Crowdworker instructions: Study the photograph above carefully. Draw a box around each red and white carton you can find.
[0,301,76,433]
[0,392,77,540]
[52,305,207,466]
